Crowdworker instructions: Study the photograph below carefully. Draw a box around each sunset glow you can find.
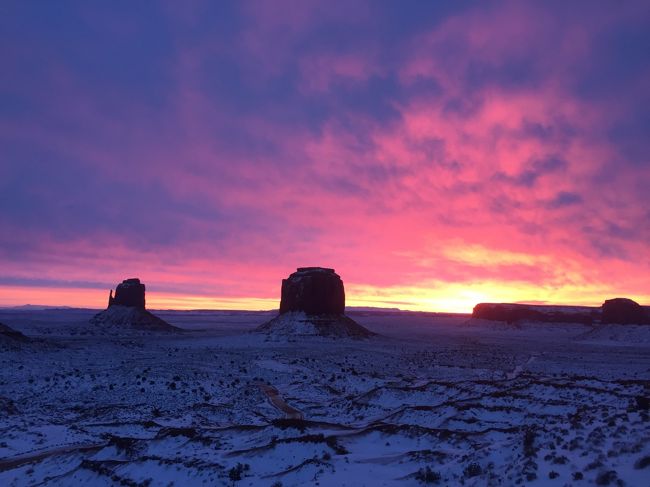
[1,1,649,311]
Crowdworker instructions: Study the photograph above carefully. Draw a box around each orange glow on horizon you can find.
[0,286,278,311]
[2,283,648,314]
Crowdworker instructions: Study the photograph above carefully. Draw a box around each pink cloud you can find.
[1,0,649,310]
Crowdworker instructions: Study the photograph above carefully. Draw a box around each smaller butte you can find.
[90,278,178,331]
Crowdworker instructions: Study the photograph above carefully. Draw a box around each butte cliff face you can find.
[601,298,650,324]
[280,267,345,315]
[258,267,373,338]
[472,298,650,325]
[108,278,146,308]
[91,278,178,331]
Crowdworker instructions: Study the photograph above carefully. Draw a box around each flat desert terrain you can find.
[1,308,649,486]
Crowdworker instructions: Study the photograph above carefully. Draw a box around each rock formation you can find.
[0,322,28,341]
[472,303,594,325]
[90,278,178,331]
[0,322,30,351]
[280,267,345,315]
[601,298,649,324]
[473,299,650,325]
[108,278,146,308]
[258,267,373,338]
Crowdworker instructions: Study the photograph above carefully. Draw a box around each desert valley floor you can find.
[1,308,649,486]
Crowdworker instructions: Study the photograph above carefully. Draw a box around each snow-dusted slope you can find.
[0,322,30,351]
[89,305,180,332]
[256,311,374,339]
[0,309,648,486]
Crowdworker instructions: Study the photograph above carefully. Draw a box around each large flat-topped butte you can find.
[259,267,373,338]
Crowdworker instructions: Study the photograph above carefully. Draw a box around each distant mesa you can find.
[472,303,595,325]
[473,298,650,325]
[90,278,178,331]
[258,267,373,338]
[601,298,650,324]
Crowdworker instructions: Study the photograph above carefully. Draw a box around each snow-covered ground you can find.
[1,308,649,486]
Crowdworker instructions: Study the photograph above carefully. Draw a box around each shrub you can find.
[271,418,307,432]
[228,463,250,482]
[415,466,441,484]
[463,462,482,478]
[552,455,568,465]
[635,395,649,411]
[586,460,603,471]
[595,470,618,485]
[107,435,137,454]
[523,426,537,457]
[522,459,537,481]
[634,455,650,469]
[228,468,241,482]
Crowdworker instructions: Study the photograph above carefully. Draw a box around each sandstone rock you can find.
[91,278,178,332]
[108,278,145,308]
[472,303,594,325]
[258,267,373,338]
[601,298,649,324]
[280,267,345,315]
[0,322,28,341]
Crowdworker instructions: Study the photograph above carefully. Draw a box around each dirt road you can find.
[258,384,304,420]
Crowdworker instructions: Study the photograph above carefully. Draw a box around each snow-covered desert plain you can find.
[1,308,649,486]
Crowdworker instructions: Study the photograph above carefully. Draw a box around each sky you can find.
[1,1,649,312]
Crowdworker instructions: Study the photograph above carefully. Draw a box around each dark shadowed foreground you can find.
[1,308,649,486]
